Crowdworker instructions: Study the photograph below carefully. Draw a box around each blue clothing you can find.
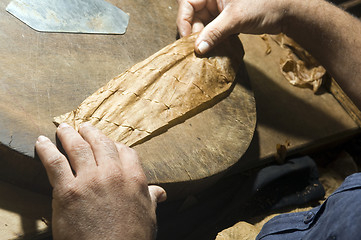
[256,173,361,240]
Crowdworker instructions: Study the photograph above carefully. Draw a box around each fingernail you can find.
[58,123,70,129]
[197,41,210,54]
[37,135,49,143]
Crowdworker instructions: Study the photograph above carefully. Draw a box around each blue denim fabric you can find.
[256,173,361,240]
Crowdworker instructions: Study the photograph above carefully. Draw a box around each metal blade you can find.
[6,0,129,34]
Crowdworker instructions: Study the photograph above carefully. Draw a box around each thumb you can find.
[148,185,167,204]
[195,9,235,54]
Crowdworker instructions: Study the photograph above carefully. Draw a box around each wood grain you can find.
[1,1,360,238]
[0,0,359,201]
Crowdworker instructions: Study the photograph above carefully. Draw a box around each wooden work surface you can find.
[0,0,256,199]
[0,0,360,238]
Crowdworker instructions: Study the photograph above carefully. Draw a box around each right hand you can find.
[177,0,290,54]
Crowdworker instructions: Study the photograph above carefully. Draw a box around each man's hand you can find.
[35,123,166,240]
[177,0,288,54]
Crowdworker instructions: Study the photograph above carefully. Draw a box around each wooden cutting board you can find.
[0,0,256,199]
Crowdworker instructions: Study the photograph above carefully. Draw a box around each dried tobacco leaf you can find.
[54,34,244,146]
[272,34,326,92]
[280,55,325,92]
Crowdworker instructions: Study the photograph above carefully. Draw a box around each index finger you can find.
[35,135,74,187]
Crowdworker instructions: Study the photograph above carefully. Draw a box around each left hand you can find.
[35,123,166,240]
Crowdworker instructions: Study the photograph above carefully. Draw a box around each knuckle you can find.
[108,164,123,177]
[92,135,115,149]
[99,163,123,181]
[104,161,146,186]
[69,141,90,153]
[129,171,147,184]
[124,163,148,187]
[96,171,127,190]
[62,186,80,199]
[102,174,123,187]
[54,182,82,203]
[46,154,65,168]
[207,28,223,43]
[99,137,116,149]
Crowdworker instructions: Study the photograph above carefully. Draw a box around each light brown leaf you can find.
[54,34,244,146]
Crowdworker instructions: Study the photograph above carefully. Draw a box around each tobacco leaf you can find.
[54,34,244,146]
[280,55,325,92]
[272,34,326,93]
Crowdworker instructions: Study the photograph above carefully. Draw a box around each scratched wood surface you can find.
[0,0,360,239]
[0,0,256,199]
[0,0,359,198]
[232,34,360,173]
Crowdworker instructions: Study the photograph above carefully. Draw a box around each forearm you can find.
[284,0,361,109]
